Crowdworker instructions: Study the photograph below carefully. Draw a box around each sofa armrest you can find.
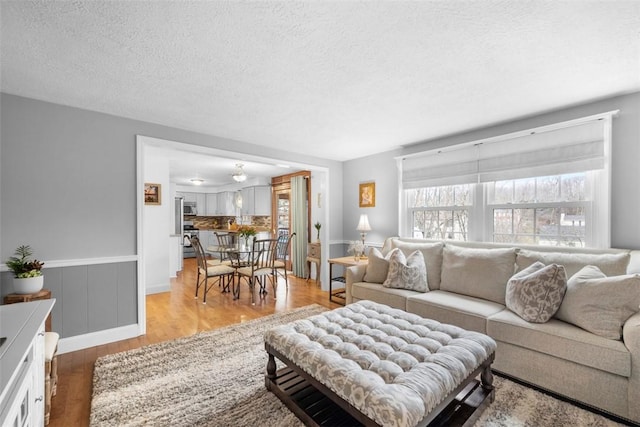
[345,264,368,305]
[623,310,640,421]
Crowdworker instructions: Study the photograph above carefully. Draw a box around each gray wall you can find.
[343,92,640,250]
[0,93,343,339]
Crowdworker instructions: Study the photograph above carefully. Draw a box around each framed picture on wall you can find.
[359,182,375,208]
[144,183,161,205]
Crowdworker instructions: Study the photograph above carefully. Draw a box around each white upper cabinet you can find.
[205,193,218,216]
[240,186,271,216]
[253,185,271,216]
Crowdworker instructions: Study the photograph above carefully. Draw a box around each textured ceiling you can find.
[1,1,639,162]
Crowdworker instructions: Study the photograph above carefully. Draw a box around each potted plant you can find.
[314,222,321,242]
[6,245,45,294]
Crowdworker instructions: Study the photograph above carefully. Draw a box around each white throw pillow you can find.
[363,248,392,283]
[516,250,630,278]
[383,250,428,292]
[506,261,567,323]
[555,265,640,340]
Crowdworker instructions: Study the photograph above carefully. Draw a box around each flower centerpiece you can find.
[347,240,365,261]
[6,245,45,294]
[314,222,321,241]
[237,225,257,248]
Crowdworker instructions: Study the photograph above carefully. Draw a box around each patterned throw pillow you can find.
[383,249,428,292]
[555,265,640,340]
[506,261,567,323]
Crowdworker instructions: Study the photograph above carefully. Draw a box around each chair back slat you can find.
[190,236,207,271]
[251,238,279,270]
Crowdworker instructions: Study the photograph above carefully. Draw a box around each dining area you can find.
[189,231,295,306]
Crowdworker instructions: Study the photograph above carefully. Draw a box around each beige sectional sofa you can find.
[345,237,640,424]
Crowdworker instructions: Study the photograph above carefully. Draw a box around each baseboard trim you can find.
[58,324,141,354]
[146,282,171,295]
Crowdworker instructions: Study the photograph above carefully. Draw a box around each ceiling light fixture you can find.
[232,163,247,182]
[190,178,204,185]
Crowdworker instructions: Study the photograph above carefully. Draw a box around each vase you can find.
[13,275,44,294]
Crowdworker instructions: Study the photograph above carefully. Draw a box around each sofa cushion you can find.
[407,290,505,334]
[440,245,516,305]
[505,262,567,323]
[487,309,630,377]
[516,249,630,278]
[554,266,640,340]
[383,249,428,292]
[389,239,443,290]
[350,282,414,310]
[363,247,392,283]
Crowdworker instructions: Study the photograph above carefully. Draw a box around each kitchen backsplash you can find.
[191,216,271,230]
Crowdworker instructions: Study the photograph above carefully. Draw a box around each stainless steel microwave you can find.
[183,202,197,216]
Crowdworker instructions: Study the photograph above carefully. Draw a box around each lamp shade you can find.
[356,214,371,232]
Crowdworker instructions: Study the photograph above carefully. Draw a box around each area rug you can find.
[91,305,625,426]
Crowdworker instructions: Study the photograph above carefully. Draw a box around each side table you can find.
[327,256,368,305]
[306,242,321,285]
[4,288,53,332]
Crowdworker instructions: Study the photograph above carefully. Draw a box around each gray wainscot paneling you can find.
[0,261,137,339]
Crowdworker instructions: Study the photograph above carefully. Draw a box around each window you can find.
[408,184,471,240]
[399,112,616,248]
[407,173,592,247]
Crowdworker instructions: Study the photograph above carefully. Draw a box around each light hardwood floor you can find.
[48,258,340,426]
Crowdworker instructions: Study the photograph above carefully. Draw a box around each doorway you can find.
[271,171,312,273]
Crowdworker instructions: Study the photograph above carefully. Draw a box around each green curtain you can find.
[291,176,308,277]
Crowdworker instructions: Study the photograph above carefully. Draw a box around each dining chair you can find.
[210,232,236,265]
[273,232,296,289]
[235,238,279,305]
[191,236,235,303]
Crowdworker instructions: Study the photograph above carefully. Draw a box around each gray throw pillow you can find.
[555,265,640,340]
[383,249,428,292]
[506,261,567,323]
[440,245,516,305]
[363,247,392,283]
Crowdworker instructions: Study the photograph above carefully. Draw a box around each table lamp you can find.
[356,214,371,253]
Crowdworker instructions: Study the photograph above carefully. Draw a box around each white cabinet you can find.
[254,185,272,216]
[182,192,197,203]
[195,193,206,213]
[240,186,271,216]
[0,301,53,427]
[217,192,236,216]
[205,193,218,216]
[200,230,217,249]
[240,187,254,216]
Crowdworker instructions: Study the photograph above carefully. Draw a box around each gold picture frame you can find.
[359,182,375,208]
[144,183,162,205]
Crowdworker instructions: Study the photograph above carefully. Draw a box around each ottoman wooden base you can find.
[266,343,495,427]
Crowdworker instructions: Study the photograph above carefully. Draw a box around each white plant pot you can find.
[13,275,44,294]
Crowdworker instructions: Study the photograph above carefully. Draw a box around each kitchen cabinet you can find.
[205,193,218,216]
[240,186,271,216]
[200,230,217,249]
[195,193,206,212]
[240,187,254,216]
[216,192,236,216]
[254,185,271,216]
[0,300,55,427]
[181,192,197,203]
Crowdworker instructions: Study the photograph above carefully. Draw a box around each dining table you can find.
[206,244,256,299]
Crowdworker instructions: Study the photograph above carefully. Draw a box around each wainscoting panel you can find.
[0,260,138,340]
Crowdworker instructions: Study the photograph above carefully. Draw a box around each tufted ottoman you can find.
[264,300,497,427]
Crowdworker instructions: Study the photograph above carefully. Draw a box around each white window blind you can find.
[401,112,615,189]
